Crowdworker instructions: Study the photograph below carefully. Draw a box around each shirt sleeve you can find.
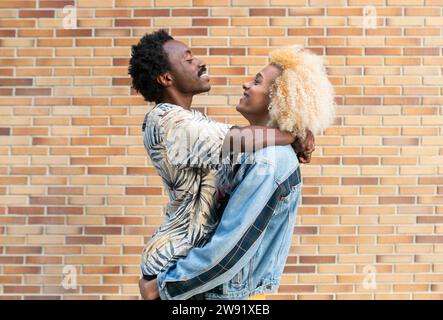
[159,106,233,170]
[156,157,280,300]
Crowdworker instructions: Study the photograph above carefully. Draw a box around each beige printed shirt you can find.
[140,102,234,275]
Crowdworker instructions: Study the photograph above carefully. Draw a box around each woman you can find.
[140,45,335,299]
[236,46,335,299]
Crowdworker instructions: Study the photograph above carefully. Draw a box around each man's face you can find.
[162,40,210,95]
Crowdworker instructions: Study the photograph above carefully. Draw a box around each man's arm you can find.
[139,277,159,300]
[222,127,315,165]
[160,107,300,169]
[294,129,315,164]
[223,125,294,153]
[153,156,294,300]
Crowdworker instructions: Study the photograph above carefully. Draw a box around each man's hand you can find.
[139,277,160,300]
[291,129,315,164]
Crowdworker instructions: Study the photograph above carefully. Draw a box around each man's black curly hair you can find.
[128,29,174,103]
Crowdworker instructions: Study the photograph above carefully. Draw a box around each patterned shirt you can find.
[140,103,235,275]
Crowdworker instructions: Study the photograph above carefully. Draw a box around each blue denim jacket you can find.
[156,145,302,300]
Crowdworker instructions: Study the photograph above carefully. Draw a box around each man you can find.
[129,29,314,299]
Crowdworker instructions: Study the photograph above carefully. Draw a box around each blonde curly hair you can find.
[267,45,336,139]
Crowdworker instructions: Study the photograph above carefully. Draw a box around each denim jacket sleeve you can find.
[156,158,279,300]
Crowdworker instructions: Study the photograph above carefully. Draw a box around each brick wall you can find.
[0,0,442,300]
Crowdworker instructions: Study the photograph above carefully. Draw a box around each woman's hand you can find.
[291,129,315,164]
[139,277,160,300]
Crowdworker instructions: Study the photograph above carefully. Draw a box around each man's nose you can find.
[242,82,250,90]
[197,58,206,68]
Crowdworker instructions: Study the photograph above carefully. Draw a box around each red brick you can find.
[342,178,378,185]
[299,256,336,264]
[210,48,245,56]
[33,137,68,145]
[345,97,381,105]
[8,207,44,215]
[0,276,22,284]
[106,217,144,225]
[404,48,439,56]
[85,227,122,235]
[365,47,401,55]
[279,285,315,293]
[83,266,120,274]
[115,19,151,27]
[126,167,157,175]
[29,197,66,204]
[6,247,42,254]
[0,177,27,185]
[302,197,339,205]
[135,9,170,16]
[0,127,10,135]
[193,18,228,26]
[93,8,129,17]
[171,28,207,36]
[343,157,379,165]
[417,216,443,224]
[4,286,40,294]
[56,29,92,37]
[26,256,62,264]
[250,8,285,16]
[47,188,83,195]
[416,236,443,243]
[70,157,107,165]
[39,1,74,8]
[0,256,24,264]
[66,236,103,245]
[172,9,207,16]
[29,217,65,225]
[47,207,83,215]
[383,138,419,146]
[289,28,324,36]
[4,266,41,274]
[88,167,124,175]
[303,177,339,185]
[125,187,162,195]
[418,177,443,185]
[379,197,415,204]
[0,78,33,86]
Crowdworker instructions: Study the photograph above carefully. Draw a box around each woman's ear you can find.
[156,72,173,88]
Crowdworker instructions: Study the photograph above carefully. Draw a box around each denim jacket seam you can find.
[204,279,279,299]
[275,162,300,185]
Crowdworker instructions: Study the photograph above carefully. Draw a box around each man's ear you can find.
[156,72,173,88]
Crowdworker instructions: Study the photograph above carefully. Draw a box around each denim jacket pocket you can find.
[231,272,242,287]
[272,189,292,216]
[230,266,246,289]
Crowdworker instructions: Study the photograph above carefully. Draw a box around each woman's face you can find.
[236,64,282,124]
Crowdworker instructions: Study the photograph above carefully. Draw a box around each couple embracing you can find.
[128,29,335,300]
